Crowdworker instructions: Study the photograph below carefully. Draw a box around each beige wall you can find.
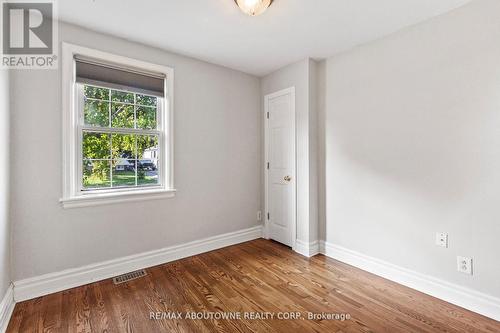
[10,22,262,281]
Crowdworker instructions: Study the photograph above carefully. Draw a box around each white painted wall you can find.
[320,0,500,297]
[10,22,262,281]
[261,59,319,244]
[0,70,11,297]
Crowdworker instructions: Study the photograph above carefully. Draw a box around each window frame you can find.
[61,43,175,208]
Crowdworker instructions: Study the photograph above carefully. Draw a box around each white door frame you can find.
[264,87,297,250]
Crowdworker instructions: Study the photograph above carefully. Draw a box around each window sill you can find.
[60,188,177,209]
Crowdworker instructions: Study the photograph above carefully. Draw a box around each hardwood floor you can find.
[7,239,500,332]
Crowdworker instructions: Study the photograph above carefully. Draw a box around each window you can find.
[61,44,175,208]
[80,85,160,190]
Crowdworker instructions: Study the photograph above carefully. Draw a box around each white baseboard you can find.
[295,239,320,257]
[14,225,263,302]
[0,284,15,333]
[10,232,500,323]
[320,241,500,322]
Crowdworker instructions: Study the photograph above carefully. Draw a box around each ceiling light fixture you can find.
[234,0,273,16]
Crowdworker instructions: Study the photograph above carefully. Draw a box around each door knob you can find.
[284,175,292,182]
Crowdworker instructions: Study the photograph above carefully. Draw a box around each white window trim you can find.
[61,42,175,208]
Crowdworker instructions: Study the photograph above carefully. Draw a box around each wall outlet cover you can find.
[435,232,448,248]
[457,256,473,275]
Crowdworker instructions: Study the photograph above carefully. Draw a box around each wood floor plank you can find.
[6,239,500,333]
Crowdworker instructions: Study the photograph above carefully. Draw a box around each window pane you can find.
[111,90,134,103]
[111,103,134,128]
[84,100,109,127]
[136,106,156,130]
[83,160,111,189]
[82,132,111,159]
[137,135,159,186]
[138,160,158,186]
[112,159,136,187]
[137,135,159,160]
[112,133,136,160]
[137,94,157,107]
[80,85,164,192]
[84,86,109,100]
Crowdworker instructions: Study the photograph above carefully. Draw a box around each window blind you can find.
[75,56,166,97]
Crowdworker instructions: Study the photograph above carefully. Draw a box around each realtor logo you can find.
[1,0,57,68]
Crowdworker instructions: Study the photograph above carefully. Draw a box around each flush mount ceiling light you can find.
[234,0,273,16]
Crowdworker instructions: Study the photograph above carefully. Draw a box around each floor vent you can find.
[113,269,147,285]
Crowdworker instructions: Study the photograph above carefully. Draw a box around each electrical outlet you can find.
[257,211,262,221]
[457,256,473,275]
[435,232,448,248]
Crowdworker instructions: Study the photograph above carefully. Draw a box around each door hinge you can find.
[267,162,270,170]
[266,112,269,119]
[267,212,270,220]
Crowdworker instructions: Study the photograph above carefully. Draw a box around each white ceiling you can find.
[59,0,472,77]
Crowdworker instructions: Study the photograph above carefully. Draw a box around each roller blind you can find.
[75,56,166,97]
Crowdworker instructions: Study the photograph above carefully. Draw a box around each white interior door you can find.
[265,88,296,248]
